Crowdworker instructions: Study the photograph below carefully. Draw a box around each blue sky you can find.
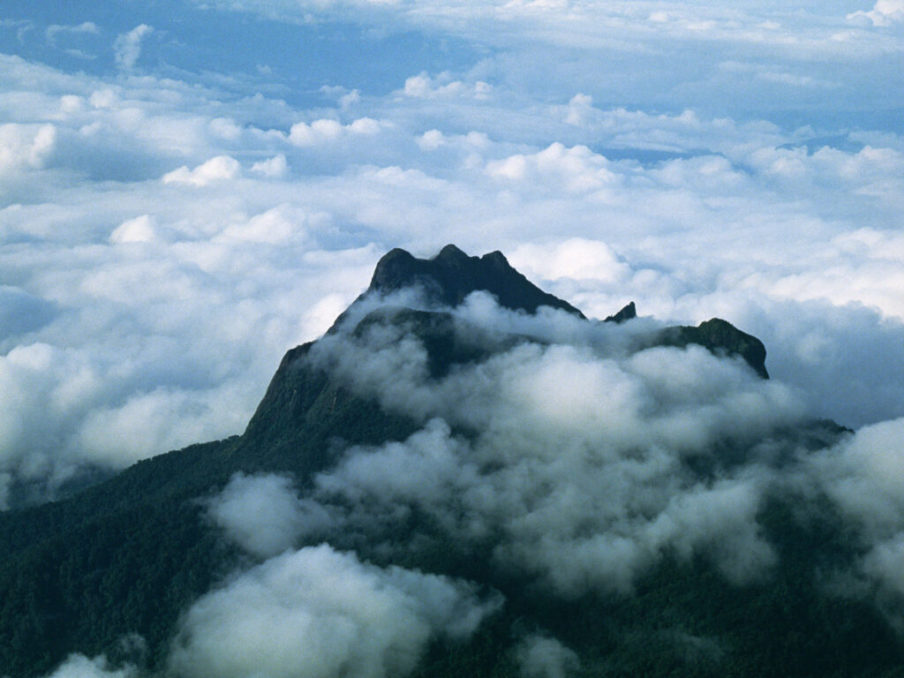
[1,0,903,506]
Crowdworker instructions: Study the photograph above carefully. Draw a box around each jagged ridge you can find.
[365,245,766,378]
[368,244,586,318]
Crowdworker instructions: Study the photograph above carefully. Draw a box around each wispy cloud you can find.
[168,543,500,678]
[113,24,153,70]
[45,21,100,46]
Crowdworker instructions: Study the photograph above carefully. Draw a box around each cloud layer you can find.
[293,301,801,594]
[206,471,333,557]
[41,654,137,678]
[166,296,904,674]
[168,544,500,678]
[35,292,904,677]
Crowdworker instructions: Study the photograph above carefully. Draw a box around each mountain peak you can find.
[605,301,637,324]
[436,243,469,261]
[368,244,586,318]
[657,317,769,379]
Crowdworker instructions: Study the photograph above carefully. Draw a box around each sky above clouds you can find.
[0,0,903,508]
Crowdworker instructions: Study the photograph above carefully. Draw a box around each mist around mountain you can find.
[2,246,904,678]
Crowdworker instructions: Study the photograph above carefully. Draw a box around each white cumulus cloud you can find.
[162,155,241,186]
[206,472,333,558]
[168,544,501,678]
[41,654,137,678]
[304,304,798,594]
[517,634,580,678]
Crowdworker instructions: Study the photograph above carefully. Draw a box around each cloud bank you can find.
[206,471,333,558]
[168,544,500,678]
[151,294,904,675]
[802,417,904,609]
[41,655,137,678]
[34,294,904,677]
[297,301,798,594]
[517,634,580,678]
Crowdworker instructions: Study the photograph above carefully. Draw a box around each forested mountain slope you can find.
[0,247,900,678]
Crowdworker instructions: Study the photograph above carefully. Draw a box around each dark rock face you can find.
[368,244,586,318]
[657,318,769,379]
[369,245,767,378]
[605,301,637,324]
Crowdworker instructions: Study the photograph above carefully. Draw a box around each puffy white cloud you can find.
[110,215,158,244]
[403,72,492,100]
[251,153,288,177]
[162,155,241,186]
[75,386,249,468]
[486,143,618,194]
[41,654,137,678]
[862,534,904,602]
[217,204,310,244]
[305,305,798,594]
[807,418,904,541]
[168,544,500,678]
[509,238,629,284]
[207,472,333,558]
[288,117,383,147]
[517,634,580,678]
[0,123,56,175]
[741,298,904,428]
[0,130,386,500]
[417,128,445,150]
[801,418,904,608]
[207,117,242,141]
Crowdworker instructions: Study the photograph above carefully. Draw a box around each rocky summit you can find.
[368,244,586,317]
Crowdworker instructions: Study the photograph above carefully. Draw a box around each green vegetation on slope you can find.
[1,249,901,677]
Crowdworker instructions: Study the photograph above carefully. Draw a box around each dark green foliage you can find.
[399,502,904,678]
[0,438,238,676]
[0,350,421,676]
[236,341,421,480]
